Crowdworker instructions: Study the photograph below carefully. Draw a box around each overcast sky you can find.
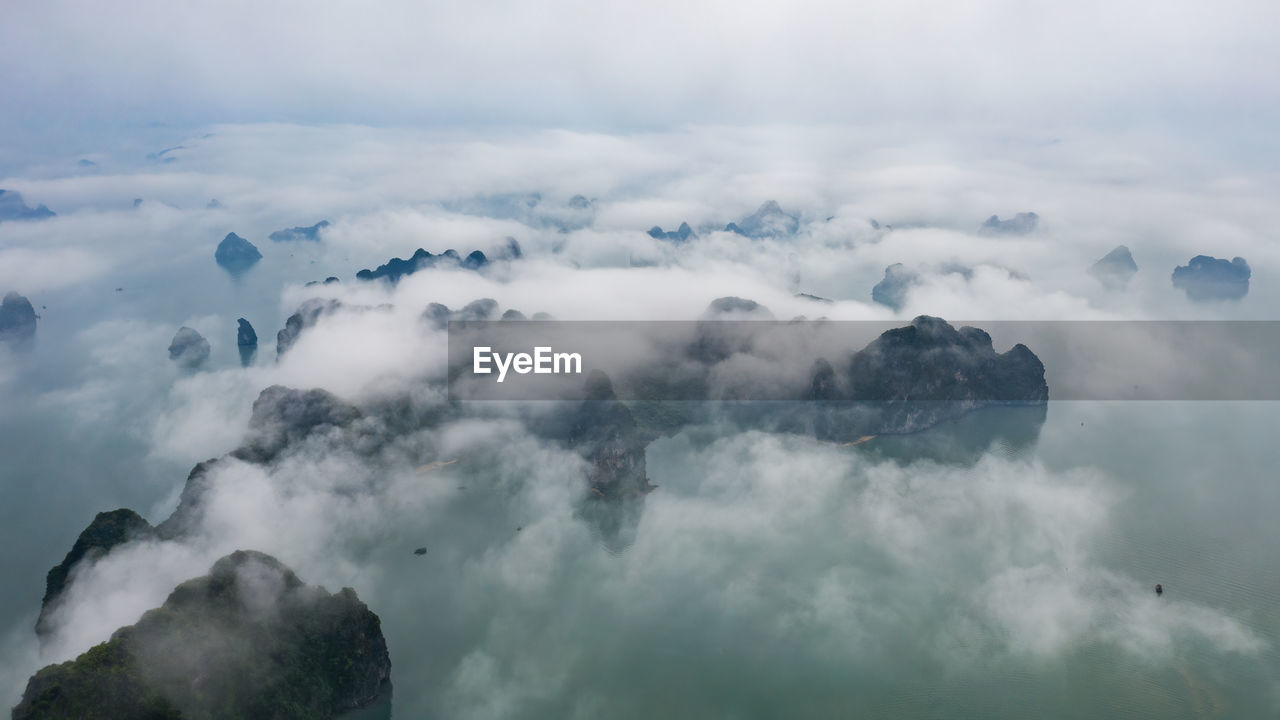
[3,0,1278,144]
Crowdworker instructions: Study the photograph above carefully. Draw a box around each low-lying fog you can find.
[2,125,1278,717]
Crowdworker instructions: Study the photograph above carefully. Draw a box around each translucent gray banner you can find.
[446,319,1280,401]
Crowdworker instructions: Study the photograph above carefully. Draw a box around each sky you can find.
[2,0,1279,149]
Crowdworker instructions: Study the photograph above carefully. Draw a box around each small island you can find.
[168,327,211,368]
[0,291,38,344]
[214,232,263,274]
[1172,255,1250,301]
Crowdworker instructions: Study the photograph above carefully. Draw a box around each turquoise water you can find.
[1,250,1276,718]
[340,402,1279,718]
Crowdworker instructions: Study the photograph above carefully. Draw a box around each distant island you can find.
[1172,255,1250,301]
[0,190,56,221]
[0,292,38,344]
[979,212,1039,235]
[356,248,487,282]
[648,222,695,243]
[269,220,330,242]
[1090,246,1138,289]
[214,232,263,273]
[724,200,799,238]
[167,327,210,367]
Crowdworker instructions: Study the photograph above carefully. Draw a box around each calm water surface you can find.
[1,251,1276,718]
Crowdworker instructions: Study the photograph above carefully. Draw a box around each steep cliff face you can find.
[530,371,654,499]
[354,246,490,283]
[232,385,365,464]
[723,200,799,238]
[979,212,1039,235]
[825,316,1048,436]
[269,220,329,242]
[0,190,55,221]
[35,385,378,641]
[648,222,695,243]
[236,319,258,347]
[36,509,156,638]
[636,312,1048,441]
[213,233,262,273]
[1172,255,1250,301]
[843,316,1047,405]
[871,263,919,310]
[565,372,653,499]
[152,459,222,540]
[15,551,391,720]
[168,327,211,368]
[420,298,500,330]
[0,292,38,344]
[237,319,258,366]
[1089,245,1138,289]
[276,298,342,358]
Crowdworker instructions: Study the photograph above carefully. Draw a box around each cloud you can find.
[2,121,1279,714]
[8,122,1279,321]
[2,0,1279,152]
[10,325,1270,716]
[0,247,107,295]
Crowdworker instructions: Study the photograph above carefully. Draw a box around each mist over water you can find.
[1,125,1278,718]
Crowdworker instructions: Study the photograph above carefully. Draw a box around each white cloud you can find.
[0,247,108,294]
[2,119,1278,713]
[2,0,1278,150]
